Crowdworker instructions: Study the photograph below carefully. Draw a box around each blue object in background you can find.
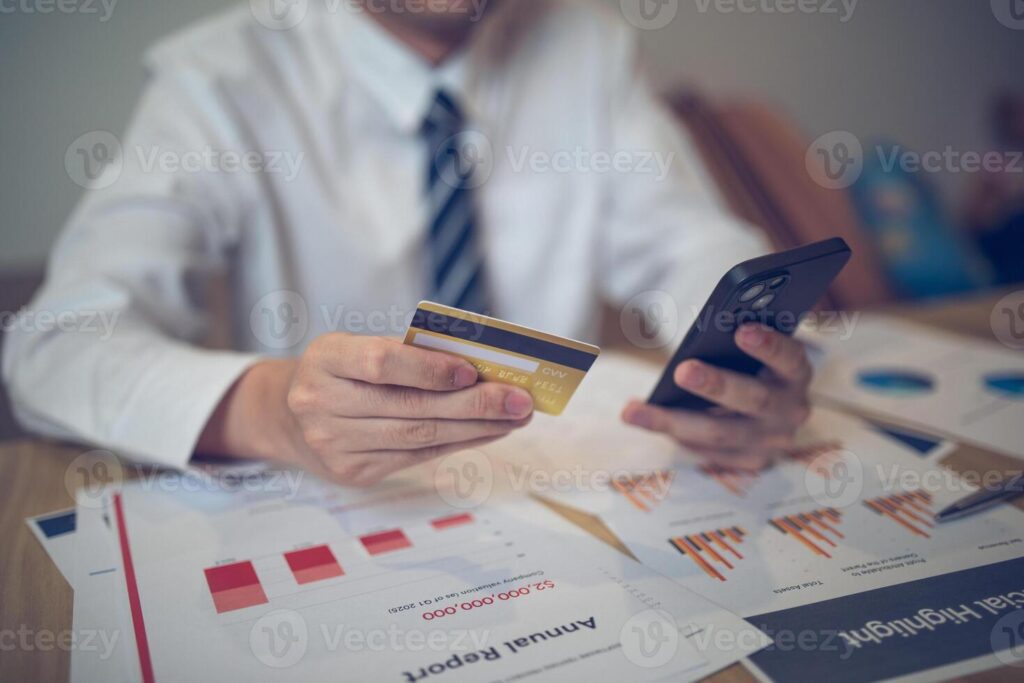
[850,141,992,298]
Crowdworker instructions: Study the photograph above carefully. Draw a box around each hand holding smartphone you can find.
[623,238,850,471]
[647,237,851,411]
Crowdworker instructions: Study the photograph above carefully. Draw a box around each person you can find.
[2,0,814,487]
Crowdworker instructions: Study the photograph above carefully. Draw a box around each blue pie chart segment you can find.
[984,372,1024,399]
[857,369,935,396]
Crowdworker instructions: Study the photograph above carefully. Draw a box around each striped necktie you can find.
[421,90,490,314]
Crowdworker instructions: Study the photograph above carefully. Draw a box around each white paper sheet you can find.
[26,508,77,584]
[805,315,1024,458]
[106,461,767,682]
[583,408,1024,681]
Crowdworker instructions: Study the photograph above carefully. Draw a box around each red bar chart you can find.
[359,529,413,556]
[285,545,345,585]
[203,561,268,613]
[430,513,474,530]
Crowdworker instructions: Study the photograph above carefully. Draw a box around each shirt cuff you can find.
[109,348,262,470]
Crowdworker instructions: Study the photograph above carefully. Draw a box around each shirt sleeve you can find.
[598,24,770,347]
[1,71,261,469]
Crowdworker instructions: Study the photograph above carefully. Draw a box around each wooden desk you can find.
[1,289,1020,683]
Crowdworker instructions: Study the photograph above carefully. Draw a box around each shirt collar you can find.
[326,6,474,135]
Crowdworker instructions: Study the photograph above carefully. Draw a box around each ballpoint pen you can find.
[934,472,1024,522]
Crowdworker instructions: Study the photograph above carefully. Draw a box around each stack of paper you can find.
[36,452,767,682]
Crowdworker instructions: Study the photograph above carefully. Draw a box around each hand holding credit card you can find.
[403,302,600,415]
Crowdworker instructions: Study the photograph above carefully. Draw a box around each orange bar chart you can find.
[669,527,747,581]
[284,545,345,585]
[864,491,934,538]
[785,441,844,478]
[699,465,758,497]
[770,508,844,558]
[611,471,674,512]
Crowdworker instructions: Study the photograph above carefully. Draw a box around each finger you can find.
[735,324,812,385]
[313,334,479,391]
[339,381,535,420]
[329,435,507,488]
[621,400,762,451]
[672,360,784,418]
[331,415,532,451]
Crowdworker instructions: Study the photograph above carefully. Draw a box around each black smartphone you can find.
[647,237,851,411]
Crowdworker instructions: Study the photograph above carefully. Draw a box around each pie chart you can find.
[856,369,935,396]
[983,372,1024,399]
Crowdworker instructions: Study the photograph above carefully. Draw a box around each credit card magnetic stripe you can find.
[409,306,598,371]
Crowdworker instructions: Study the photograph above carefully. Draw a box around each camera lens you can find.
[751,292,775,311]
[768,275,788,289]
[739,283,766,302]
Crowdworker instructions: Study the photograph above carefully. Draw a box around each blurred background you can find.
[1,0,1023,352]
[2,0,1023,293]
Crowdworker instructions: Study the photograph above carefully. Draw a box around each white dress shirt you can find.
[2,0,767,469]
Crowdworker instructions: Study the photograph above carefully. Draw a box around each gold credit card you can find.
[403,301,600,415]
